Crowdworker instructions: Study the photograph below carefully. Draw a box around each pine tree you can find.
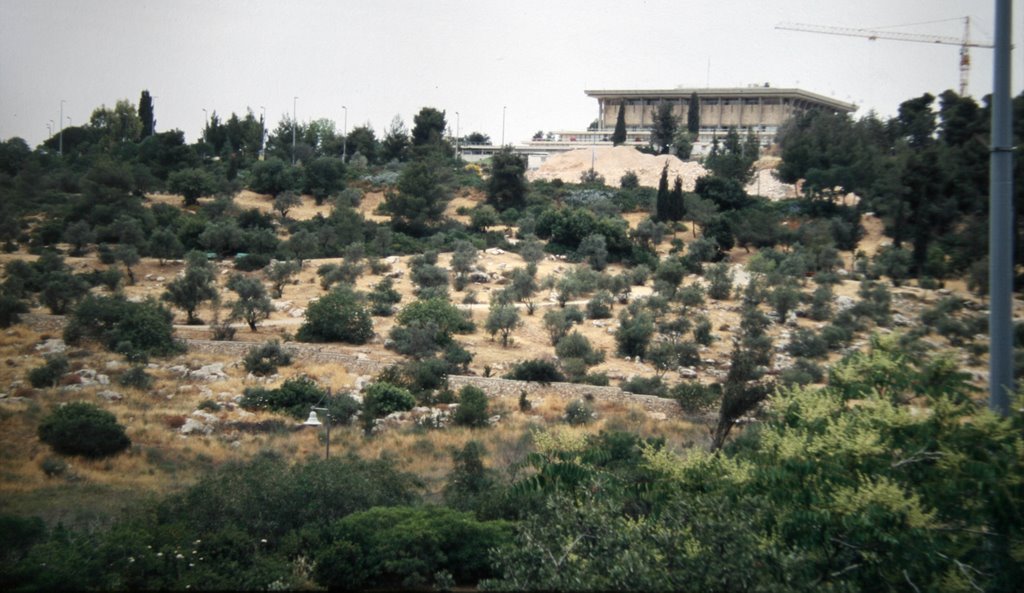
[687,92,700,134]
[655,163,670,222]
[611,103,627,146]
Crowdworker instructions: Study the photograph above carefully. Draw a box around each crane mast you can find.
[776,17,993,96]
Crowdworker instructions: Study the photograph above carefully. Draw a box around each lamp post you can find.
[46,123,52,138]
[292,96,298,165]
[259,106,266,161]
[59,99,65,156]
[303,405,332,459]
[341,105,348,161]
[455,111,460,161]
[501,105,507,147]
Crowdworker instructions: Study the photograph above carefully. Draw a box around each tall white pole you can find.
[292,96,298,165]
[989,0,1014,415]
[455,111,460,160]
[342,105,348,161]
[501,105,507,147]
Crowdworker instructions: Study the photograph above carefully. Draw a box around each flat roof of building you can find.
[585,87,856,113]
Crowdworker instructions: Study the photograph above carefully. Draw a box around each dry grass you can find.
[1,187,1014,525]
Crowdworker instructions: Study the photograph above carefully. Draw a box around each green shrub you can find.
[555,331,605,366]
[297,288,373,344]
[780,358,825,386]
[313,506,512,590]
[240,375,326,419]
[787,328,829,359]
[64,295,183,359]
[505,359,565,384]
[362,382,416,426]
[705,263,734,300]
[118,365,153,390]
[564,398,595,425]
[620,375,666,396]
[585,290,614,319]
[38,402,131,458]
[670,381,722,414]
[197,399,221,412]
[28,354,69,388]
[233,253,271,271]
[243,340,293,376]
[0,293,29,328]
[694,316,714,346]
[453,385,490,428]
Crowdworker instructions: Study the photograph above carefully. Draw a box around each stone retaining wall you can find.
[21,314,699,420]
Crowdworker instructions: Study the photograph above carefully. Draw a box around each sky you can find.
[2,0,1022,149]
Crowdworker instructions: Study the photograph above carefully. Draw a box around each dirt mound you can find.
[527,146,707,190]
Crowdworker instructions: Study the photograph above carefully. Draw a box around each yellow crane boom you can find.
[776,18,994,96]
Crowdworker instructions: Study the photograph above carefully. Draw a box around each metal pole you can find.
[59,100,65,156]
[501,105,506,146]
[342,105,347,161]
[292,96,298,165]
[455,111,460,160]
[989,0,1014,415]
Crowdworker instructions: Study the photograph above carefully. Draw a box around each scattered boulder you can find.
[35,339,67,355]
[96,390,124,402]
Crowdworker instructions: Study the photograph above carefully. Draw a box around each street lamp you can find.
[292,96,298,165]
[455,111,460,161]
[303,405,332,459]
[46,123,52,137]
[501,105,507,147]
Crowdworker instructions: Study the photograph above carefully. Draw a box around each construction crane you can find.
[776,18,994,96]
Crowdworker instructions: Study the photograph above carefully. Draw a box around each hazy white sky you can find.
[2,0,1021,148]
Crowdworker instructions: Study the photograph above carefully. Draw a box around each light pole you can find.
[341,105,348,161]
[292,96,298,165]
[501,105,507,147]
[303,405,332,459]
[259,106,266,161]
[455,111,460,161]
[59,100,65,156]
[46,123,52,138]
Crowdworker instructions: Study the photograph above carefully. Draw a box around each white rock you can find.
[96,390,124,401]
[289,308,306,318]
[36,339,67,354]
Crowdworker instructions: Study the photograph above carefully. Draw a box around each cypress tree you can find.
[139,90,155,137]
[655,163,670,222]
[670,176,685,221]
[687,92,700,134]
[611,103,627,146]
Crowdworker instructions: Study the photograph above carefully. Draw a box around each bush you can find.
[555,331,605,366]
[694,316,714,346]
[233,253,271,271]
[586,290,614,319]
[118,365,153,390]
[243,340,293,376]
[453,385,490,427]
[705,262,734,300]
[505,359,565,384]
[787,328,829,359]
[0,293,28,328]
[313,506,511,590]
[564,398,595,425]
[38,402,131,458]
[780,358,825,386]
[64,295,183,359]
[28,354,69,388]
[620,375,666,396]
[240,375,326,419]
[297,288,373,344]
[362,382,416,429]
[669,381,722,414]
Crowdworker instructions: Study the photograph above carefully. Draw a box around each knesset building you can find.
[458,85,857,166]
[540,85,856,154]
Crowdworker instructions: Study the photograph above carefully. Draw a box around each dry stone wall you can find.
[22,314,695,419]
